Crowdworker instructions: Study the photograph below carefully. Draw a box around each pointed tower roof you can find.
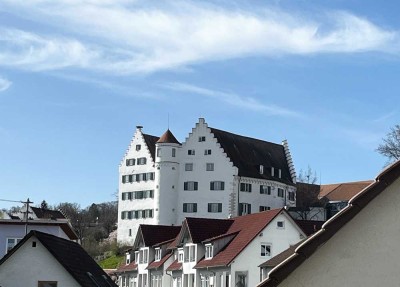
[157,129,181,145]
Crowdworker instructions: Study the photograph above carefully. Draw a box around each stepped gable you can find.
[157,129,181,145]
[140,225,181,247]
[31,206,65,219]
[195,208,283,268]
[0,230,117,287]
[210,128,294,185]
[142,134,159,161]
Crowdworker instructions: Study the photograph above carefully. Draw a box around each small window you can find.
[204,149,212,155]
[137,157,147,165]
[155,248,162,261]
[206,163,214,171]
[239,203,251,215]
[126,158,136,166]
[38,282,58,287]
[178,248,184,263]
[208,203,222,213]
[205,244,213,259]
[185,163,193,171]
[259,165,264,174]
[172,148,176,157]
[277,188,284,198]
[188,149,195,155]
[136,144,141,151]
[198,136,206,142]
[210,181,225,190]
[260,185,271,195]
[183,203,197,213]
[259,206,270,212]
[157,148,161,157]
[277,221,285,229]
[288,191,295,201]
[240,183,252,192]
[129,229,132,237]
[184,181,198,191]
[260,244,271,257]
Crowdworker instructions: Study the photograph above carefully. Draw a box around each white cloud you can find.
[0,1,398,74]
[0,76,12,92]
[164,82,301,117]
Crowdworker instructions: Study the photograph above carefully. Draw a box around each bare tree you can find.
[377,125,400,163]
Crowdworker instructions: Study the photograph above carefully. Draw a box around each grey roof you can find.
[210,128,294,185]
[143,133,159,161]
[0,230,117,287]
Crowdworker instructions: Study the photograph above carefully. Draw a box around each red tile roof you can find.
[157,129,181,145]
[258,160,400,287]
[258,241,304,268]
[166,259,182,271]
[147,253,173,270]
[319,180,373,201]
[116,261,138,273]
[195,209,284,268]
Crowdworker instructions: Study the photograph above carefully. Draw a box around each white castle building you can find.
[117,118,297,244]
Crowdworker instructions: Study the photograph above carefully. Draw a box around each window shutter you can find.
[218,203,222,212]
[210,182,214,190]
[208,203,211,212]
[122,175,126,183]
[183,204,187,212]
[193,204,197,212]
[248,204,252,214]
[184,182,188,190]
[249,184,252,192]
[221,182,225,190]
[239,203,243,215]
[194,182,198,190]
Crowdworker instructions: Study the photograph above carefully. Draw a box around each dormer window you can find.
[271,167,275,177]
[184,245,196,262]
[126,253,131,265]
[205,244,213,259]
[259,165,264,174]
[178,248,184,263]
[155,248,162,261]
[135,251,139,264]
[139,248,148,264]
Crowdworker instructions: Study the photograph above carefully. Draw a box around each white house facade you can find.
[118,118,297,244]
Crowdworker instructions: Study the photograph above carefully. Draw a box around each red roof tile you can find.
[147,253,173,270]
[166,259,182,271]
[319,180,373,201]
[116,261,138,273]
[157,129,181,145]
[195,209,283,268]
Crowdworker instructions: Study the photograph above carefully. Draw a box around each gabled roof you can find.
[116,261,138,273]
[259,241,304,268]
[195,209,285,268]
[0,230,117,287]
[142,133,159,161]
[209,128,294,185]
[31,206,66,219]
[157,129,181,145]
[319,180,373,201]
[258,160,400,287]
[134,225,181,249]
[147,252,173,270]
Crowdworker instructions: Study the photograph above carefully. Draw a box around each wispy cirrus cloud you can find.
[163,82,301,117]
[0,76,12,92]
[0,1,398,74]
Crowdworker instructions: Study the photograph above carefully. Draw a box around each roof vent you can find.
[136,125,143,130]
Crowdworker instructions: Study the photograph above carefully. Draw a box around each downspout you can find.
[237,176,241,217]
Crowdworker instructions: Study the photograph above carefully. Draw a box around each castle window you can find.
[183,203,197,213]
[204,149,212,155]
[259,206,270,212]
[277,188,284,198]
[210,181,224,190]
[126,158,135,166]
[206,163,214,171]
[136,144,141,151]
[184,181,198,191]
[208,203,222,213]
[172,148,176,157]
[188,149,195,155]
[240,183,252,192]
[137,157,147,165]
[259,165,264,174]
[185,163,193,171]
[239,203,251,215]
[288,191,295,201]
[157,148,161,157]
[198,136,206,142]
[260,185,271,195]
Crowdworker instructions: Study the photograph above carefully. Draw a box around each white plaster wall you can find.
[277,177,400,287]
[230,213,305,287]
[177,119,238,224]
[0,236,80,287]
[118,128,157,244]
[0,224,70,258]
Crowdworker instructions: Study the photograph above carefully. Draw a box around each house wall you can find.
[0,236,80,286]
[276,177,400,287]
[118,127,157,244]
[231,213,305,287]
[0,224,70,258]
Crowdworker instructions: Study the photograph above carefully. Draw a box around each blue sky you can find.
[0,0,399,209]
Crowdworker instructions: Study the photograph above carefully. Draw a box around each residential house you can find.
[116,225,181,287]
[118,118,297,244]
[0,230,117,287]
[258,160,400,287]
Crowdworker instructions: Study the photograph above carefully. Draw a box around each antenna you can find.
[168,113,170,130]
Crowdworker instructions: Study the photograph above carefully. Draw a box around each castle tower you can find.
[154,129,181,225]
